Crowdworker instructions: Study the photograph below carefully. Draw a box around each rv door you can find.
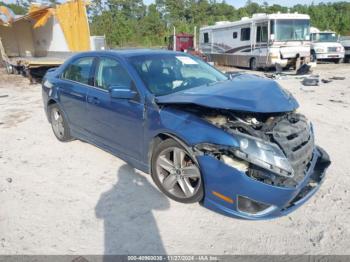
[255,22,269,67]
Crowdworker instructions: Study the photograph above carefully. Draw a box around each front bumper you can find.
[269,56,310,68]
[316,52,345,59]
[199,146,330,220]
[42,85,53,122]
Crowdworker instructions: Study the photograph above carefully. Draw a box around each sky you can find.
[2,0,350,8]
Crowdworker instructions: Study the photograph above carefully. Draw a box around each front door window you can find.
[95,58,133,90]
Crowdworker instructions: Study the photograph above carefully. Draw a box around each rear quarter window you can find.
[61,57,95,85]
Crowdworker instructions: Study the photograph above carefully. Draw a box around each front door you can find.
[86,57,144,160]
[255,22,269,66]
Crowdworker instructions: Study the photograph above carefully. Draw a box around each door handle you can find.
[87,96,100,105]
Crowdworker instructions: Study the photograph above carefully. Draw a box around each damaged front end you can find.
[195,110,315,187]
[177,105,330,219]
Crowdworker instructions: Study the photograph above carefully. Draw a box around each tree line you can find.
[2,0,350,47]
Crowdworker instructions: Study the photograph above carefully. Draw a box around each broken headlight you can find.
[221,155,249,173]
[231,132,294,178]
[316,48,326,53]
[43,79,53,89]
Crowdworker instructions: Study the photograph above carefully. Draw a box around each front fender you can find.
[144,106,239,165]
[42,82,67,124]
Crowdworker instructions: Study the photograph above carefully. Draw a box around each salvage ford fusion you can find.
[42,50,330,219]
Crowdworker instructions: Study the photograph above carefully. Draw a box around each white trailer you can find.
[310,27,345,63]
[199,13,311,70]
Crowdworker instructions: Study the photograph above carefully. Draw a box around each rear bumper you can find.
[199,146,330,220]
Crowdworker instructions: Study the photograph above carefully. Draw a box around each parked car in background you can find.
[310,27,345,63]
[339,36,350,63]
[42,50,330,219]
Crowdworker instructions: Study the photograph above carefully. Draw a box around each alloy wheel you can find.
[51,107,65,139]
[155,147,201,199]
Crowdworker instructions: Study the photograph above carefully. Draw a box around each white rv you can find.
[310,27,345,63]
[199,13,311,70]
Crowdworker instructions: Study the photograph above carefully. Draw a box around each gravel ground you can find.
[0,63,349,255]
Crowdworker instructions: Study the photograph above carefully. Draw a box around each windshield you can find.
[340,36,350,41]
[272,19,310,41]
[128,54,228,96]
[312,32,337,42]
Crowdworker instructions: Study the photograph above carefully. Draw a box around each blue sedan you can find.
[42,50,330,219]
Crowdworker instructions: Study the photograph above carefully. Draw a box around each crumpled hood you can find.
[156,74,299,113]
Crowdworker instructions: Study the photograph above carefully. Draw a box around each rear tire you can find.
[249,57,258,71]
[49,104,73,142]
[151,138,204,203]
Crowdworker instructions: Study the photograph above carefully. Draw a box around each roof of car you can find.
[81,49,185,58]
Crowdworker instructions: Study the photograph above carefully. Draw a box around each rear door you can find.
[57,56,96,133]
[85,56,144,159]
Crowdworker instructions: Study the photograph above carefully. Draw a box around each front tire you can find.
[151,139,203,203]
[334,58,343,64]
[311,51,317,63]
[49,104,73,142]
[249,57,258,71]
[5,62,14,74]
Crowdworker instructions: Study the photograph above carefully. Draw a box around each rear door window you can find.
[62,57,95,85]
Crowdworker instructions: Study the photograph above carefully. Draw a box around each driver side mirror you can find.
[109,85,137,99]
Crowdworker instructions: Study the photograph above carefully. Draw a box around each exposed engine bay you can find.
[175,105,315,187]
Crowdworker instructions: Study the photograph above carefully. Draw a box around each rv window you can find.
[241,28,250,41]
[261,26,268,42]
[270,20,275,34]
[233,32,238,39]
[204,33,209,43]
[256,26,261,42]
[274,19,310,41]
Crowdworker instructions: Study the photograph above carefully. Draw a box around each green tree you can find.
[139,4,166,46]
[89,0,350,47]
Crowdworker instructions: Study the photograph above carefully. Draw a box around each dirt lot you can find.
[0,63,350,255]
